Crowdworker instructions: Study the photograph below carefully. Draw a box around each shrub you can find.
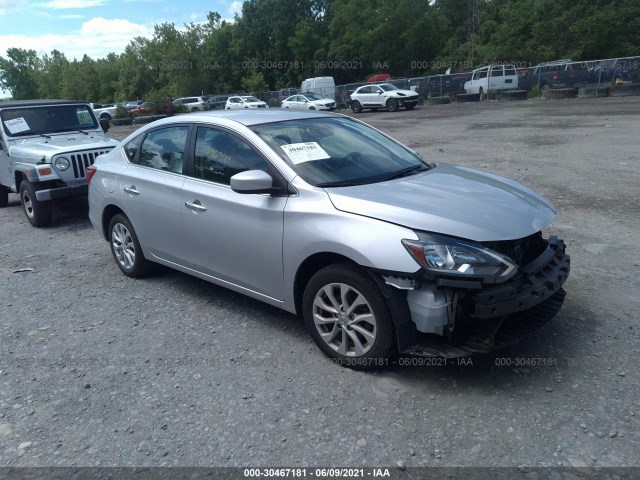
[114,106,130,118]
[528,85,540,98]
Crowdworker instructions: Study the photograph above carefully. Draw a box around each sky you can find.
[0,0,245,97]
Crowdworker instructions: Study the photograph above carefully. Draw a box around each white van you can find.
[300,77,336,100]
[464,65,519,96]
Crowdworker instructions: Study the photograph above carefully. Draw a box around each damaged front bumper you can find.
[383,235,570,358]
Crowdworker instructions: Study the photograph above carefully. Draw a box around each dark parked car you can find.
[207,95,232,110]
[588,57,640,85]
[419,73,471,97]
[519,60,589,91]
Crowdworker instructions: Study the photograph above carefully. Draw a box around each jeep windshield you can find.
[251,116,432,187]
[0,104,98,138]
[379,84,399,92]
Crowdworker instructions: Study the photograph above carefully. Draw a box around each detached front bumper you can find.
[389,235,570,358]
[466,235,570,318]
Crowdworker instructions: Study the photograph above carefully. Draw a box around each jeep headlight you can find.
[54,157,70,171]
[402,233,517,282]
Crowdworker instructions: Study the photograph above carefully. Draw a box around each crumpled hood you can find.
[325,164,557,242]
[9,135,118,160]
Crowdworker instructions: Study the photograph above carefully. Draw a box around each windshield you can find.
[243,96,260,103]
[251,117,432,187]
[1,104,98,137]
[303,92,324,100]
[379,84,399,92]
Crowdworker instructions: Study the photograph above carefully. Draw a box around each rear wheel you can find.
[20,181,52,227]
[302,263,395,369]
[386,98,399,112]
[108,214,151,278]
[478,87,485,100]
[351,100,363,113]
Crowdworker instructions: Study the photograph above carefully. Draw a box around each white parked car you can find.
[225,96,268,109]
[464,65,519,97]
[173,96,209,112]
[349,83,419,113]
[91,103,117,121]
[281,92,336,111]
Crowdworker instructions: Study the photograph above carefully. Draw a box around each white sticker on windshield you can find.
[4,117,30,134]
[280,142,330,164]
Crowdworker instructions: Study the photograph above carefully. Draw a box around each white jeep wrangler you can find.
[0,100,118,227]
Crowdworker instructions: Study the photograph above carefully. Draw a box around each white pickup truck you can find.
[91,103,118,121]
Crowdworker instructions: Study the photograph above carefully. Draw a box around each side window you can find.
[124,134,143,162]
[491,66,504,77]
[193,127,269,185]
[505,67,516,76]
[139,126,189,173]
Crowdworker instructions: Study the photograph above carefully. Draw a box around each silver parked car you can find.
[88,110,569,368]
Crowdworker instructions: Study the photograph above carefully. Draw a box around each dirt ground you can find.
[1,95,639,470]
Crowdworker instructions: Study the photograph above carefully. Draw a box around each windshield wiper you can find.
[316,179,366,188]
[74,130,89,135]
[380,164,429,181]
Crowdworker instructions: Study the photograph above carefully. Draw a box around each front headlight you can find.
[54,157,70,171]
[402,233,517,282]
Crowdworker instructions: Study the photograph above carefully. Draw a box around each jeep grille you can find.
[70,149,114,178]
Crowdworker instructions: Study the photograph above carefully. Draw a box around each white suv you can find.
[225,96,268,109]
[349,83,419,113]
[173,96,208,112]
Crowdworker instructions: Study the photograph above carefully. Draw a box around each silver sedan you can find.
[88,110,569,368]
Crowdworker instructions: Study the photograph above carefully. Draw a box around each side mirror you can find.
[99,118,110,133]
[230,170,273,194]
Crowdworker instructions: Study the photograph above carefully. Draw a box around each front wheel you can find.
[386,98,399,112]
[350,100,363,113]
[108,214,151,278]
[20,181,52,227]
[302,263,395,369]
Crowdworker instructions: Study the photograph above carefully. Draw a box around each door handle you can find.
[185,201,207,212]
[124,186,140,195]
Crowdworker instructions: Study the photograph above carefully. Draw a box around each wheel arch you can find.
[101,204,126,241]
[293,252,360,316]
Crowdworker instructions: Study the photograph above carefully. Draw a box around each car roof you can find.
[149,109,335,127]
[0,99,88,109]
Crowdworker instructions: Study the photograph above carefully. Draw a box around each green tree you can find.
[0,48,41,99]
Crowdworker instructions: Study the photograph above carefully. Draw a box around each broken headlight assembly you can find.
[402,232,517,283]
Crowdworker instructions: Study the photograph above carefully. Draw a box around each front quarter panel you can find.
[282,179,420,312]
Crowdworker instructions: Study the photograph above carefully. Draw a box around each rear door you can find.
[119,125,190,263]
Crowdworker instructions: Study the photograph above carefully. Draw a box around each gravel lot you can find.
[1,96,639,470]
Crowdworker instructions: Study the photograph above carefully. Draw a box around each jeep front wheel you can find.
[351,100,363,113]
[20,181,52,227]
[386,98,399,112]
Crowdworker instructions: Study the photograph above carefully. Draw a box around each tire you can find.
[108,214,151,278]
[386,98,399,112]
[20,181,52,227]
[455,93,480,103]
[499,90,528,101]
[192,107,200,112]
[100,113,112,121]
[350,100,363,114]
[302,263,395,369]
[543,88,576,100]
[0,187,8,208]
[309,106,316,110]
[428,95,451,105]
[478,87,485,100]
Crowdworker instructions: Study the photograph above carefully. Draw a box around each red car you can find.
[129,101,174,116]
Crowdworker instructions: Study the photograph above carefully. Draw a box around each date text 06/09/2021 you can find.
[243,468,392,478]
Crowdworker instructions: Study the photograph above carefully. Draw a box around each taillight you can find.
[553,72,558,81]
[86,165,97,185]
